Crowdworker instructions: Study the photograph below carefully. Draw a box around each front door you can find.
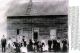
[32,28,39,41]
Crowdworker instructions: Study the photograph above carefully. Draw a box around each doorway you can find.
[32,28,39,41]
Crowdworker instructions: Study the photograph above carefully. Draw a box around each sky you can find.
[0,0,13,39]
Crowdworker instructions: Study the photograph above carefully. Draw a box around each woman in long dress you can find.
[7,38,16,53]
[20,37,27,53]
[20,43,28,53]
[62,38,68,52]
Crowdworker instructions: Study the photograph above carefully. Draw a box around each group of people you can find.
[48,38,68,52]
[1,35,68,53]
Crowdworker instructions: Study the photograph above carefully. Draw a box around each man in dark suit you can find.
[1,35,7,52]
[53,39,57,51]
[48,39,52,51]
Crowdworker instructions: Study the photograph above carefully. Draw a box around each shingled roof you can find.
[6,0,68,16]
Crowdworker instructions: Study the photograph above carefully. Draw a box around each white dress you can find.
[20,46,28,53]
[7,40,15,52]
[43,45,48,51]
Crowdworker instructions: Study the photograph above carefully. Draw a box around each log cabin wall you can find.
[7,15,68,43]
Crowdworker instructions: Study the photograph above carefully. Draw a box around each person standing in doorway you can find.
[1,35,7,52]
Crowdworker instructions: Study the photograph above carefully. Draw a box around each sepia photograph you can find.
[0,0,68,53]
